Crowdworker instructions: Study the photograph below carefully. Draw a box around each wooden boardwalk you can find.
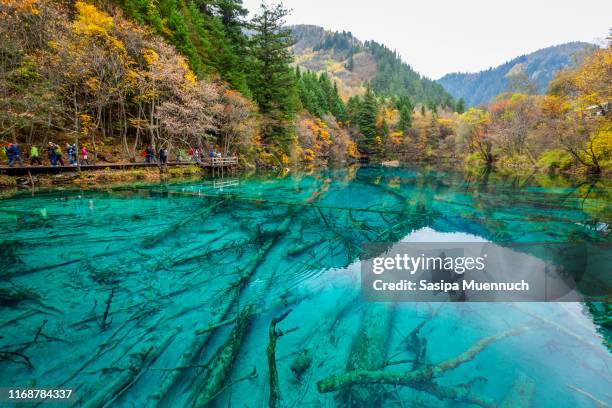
[0,157,239,176]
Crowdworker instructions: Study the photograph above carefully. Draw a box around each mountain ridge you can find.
[291,24,453,107]
[437,42,598,106]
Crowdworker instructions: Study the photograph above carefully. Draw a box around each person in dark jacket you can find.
[159,147,167,164]
[145,146,154,163]
[66,143,76,165]
[48,142,57,166]
[8,143,24,167]
[5,144,13,165]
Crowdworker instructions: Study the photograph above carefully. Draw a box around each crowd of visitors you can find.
[1,142,90,167]
[3,142,226,167]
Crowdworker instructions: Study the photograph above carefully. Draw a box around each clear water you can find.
[0,166,610,407]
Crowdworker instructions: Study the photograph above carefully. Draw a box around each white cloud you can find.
[242,0,611,78]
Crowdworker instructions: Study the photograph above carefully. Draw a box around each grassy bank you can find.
[1,165,206,189]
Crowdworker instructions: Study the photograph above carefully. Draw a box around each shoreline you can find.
[0,165,207,190]
[1,160,608,194]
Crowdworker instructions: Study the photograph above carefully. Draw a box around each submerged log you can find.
[341,303,395,407]
[0,319,48,369]
[0,285,40,307]
[75,329,178,408]
[317,326,528,394]
[266,310,297,408]
[194,289,309,336]
[142,198,227,249]
[500,372,535,408]
[151,215,294,405]
[286,239,325,257]
[100,288,115,329]
[152,180,333,406]
[411,381,496,408]
[191,305,253,407]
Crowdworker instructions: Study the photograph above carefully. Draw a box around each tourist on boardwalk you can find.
[144,146,155,163]
[55,144,65,166]
[30,145,42,165]
[67,143,76,165]
[195,148,202,163]
[159,147,167,164]
[1,145,7,164]
[7,143,24,167]
[5,144,13,166]
[81,146,89,165]
[48,142,57,166]
[176,148,186,163]
[191,147,201,163]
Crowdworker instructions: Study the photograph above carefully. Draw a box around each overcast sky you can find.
[242,0,611,79]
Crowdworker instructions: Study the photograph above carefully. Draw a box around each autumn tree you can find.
[217,89,256,156]
[457,108,493,165]
[0,0,63,144]
[542,47,612,173]
[489,93,540,161]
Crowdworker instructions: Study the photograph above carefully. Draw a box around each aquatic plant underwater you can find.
[0,166,610,407]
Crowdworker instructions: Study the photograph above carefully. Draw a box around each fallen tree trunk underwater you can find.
[189,306,253,407]
[150,214,295,406]
[317,325,529,406]
[341,303,395,407]
[266,310,297,408]
[500,371,535,408]
[151,179,333,406]
[142,198,227,249]
[74,328,178,408]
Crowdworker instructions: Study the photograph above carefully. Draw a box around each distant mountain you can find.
[291,25,453,106]
[437,42,598,107]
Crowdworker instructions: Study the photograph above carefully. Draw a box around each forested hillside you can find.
[0,0,456,167]
[291,25,453,106]
[0,0,321,167]
[119,0,251,94]
[438,42,598,107]
[1,1,609,174]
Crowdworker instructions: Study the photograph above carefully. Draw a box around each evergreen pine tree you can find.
[248,2,298,141]
[398,104,412,134]
[346,95,361,126]
[357,88,378,153]
[346,54,354,71]
[330,81,347,123]
[455,98,465,114]
[381,117,389,139]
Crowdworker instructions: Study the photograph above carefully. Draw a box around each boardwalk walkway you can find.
[0,157,239,176]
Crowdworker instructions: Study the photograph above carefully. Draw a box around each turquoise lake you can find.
[0,165,610,407]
